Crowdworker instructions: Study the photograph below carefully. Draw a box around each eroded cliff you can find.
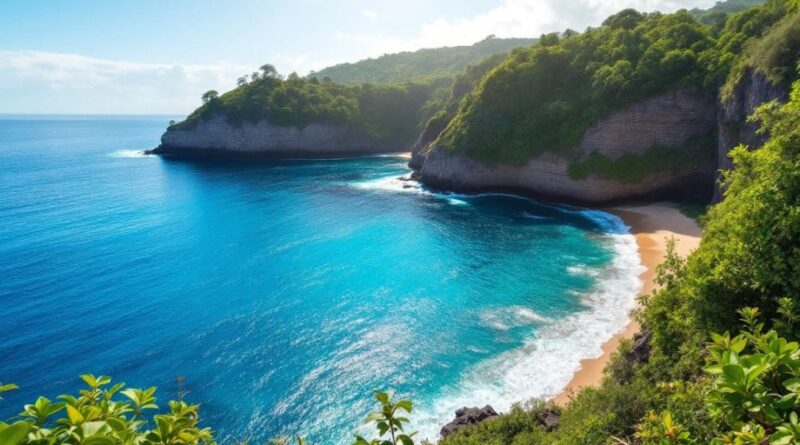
[150,116,402,157]
[413,89,718,204]
[713,69,788,202]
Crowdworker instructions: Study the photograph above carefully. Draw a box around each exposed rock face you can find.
[150,115,402,157]
[627,329,652,364]
[440,405,499,438]
[713,70,788,202]
[414,89,717,204]
[537,410,561,432]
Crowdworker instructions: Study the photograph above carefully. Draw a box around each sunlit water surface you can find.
[0,116,642,444]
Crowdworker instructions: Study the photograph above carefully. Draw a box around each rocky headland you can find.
[148,115,405,157]
[411,89,718,205]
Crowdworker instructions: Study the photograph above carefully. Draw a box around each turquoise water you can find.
[0,116,642,444]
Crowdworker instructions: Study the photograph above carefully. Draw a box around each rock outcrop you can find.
[149,115,402,157]
[413,89,718,205]
[627,330,652,364]
[713,70,788,202]
[440,406,499,438]
[536,409,561,432]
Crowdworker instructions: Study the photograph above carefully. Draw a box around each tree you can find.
[201,90,219,104]
[354,391,416,445]
[260,63,279,79]
[237,76,248,87]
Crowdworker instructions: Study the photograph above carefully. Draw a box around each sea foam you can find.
[411,211,644,441]
[351,172,645,441]
[110,149,149,158]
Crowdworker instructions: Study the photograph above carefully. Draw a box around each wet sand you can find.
[552,202,702,405]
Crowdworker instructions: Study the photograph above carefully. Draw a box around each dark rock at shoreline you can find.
[440,405,499,437]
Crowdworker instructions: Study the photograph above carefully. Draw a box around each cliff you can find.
[150,115,403,157]
[713,69,788,202]
[412,89,718,204]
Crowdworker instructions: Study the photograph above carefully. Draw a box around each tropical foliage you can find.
[310,36,536,85]
[0,374,214,445]
[432,0,795,165]
[438,61,800,445]
[174,66,449,146]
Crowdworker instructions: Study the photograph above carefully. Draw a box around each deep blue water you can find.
[0,116,642,444]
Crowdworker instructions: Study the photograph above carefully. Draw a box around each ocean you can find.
[0,116,642,444]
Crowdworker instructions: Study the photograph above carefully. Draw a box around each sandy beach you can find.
[552,202,702,405]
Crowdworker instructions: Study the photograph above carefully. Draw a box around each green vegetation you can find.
[437,64,800,444]
[689,0,764,28]
[355,392,416,445]
[0,374,215,445]
[415,53,510,146]
[174,64,449,146]
[173,37,537,146]
[677,204,708,222]
[431,0,798,167]
[310,36,536,85]
[717,3,798,99]
[436,10,720,164]
[567,133,715,184]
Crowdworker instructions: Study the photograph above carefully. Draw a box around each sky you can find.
[0,0,719,115]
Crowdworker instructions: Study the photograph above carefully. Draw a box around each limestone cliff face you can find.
[413,89,717,204]
[713,70,788,202]
[151,115,400,156]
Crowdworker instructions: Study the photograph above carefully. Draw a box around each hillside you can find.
[410,0,799,204]
[690,0,764,24]
[309,36,536,84]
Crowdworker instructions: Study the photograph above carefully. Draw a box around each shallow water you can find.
[0,116,642,444]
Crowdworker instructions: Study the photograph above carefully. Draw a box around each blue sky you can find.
[0,0,717,114]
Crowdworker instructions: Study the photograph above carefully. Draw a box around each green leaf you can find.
[397,434,415,445]
[785,378,800,392]
[66,404,84,424]
[722,364,745,384]
[374,391,389,405]
[81,374,98,388]
[0,421,32,445]
[82,436,116,445]
[731,336,748,354]
[395,400,413,413]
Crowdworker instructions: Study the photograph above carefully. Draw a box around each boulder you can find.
[440,405,499,437]
[536,409,561,432]
[627,330,652,364]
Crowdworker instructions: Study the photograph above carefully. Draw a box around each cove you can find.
[0,116,641,444]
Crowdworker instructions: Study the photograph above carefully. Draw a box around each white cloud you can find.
[360,8,379,20]
[337,0,718,59]
[0,50,249,114]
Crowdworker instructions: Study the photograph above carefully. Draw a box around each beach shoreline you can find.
[552,202,702,405]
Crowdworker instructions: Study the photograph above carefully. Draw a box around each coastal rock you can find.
[713,69,788,202]
[537,409,561,432]
[627,330,652,364]
[150,115,403,157]
[440,405,499,437]
[412,88,717,205]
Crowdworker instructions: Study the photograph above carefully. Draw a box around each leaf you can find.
[395,400,413,413]
[82,436,116,445]
[374,391,389,405]
[784,378,800,392]
[398,434,415,445]
[66,404,84,424]
[0,421,32,445]
[731,336,748,354]
[722,364,745,385]
[81,374,98,388]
